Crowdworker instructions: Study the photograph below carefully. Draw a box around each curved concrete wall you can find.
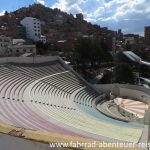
[119,88,150,105]
[94,84,150,105]
[0,56,58,64]
[118,106,134,118]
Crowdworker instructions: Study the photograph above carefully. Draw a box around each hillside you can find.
[0,4,115,42]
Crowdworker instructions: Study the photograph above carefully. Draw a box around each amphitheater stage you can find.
[114,98,148,118]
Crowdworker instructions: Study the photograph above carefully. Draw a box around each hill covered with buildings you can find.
[0,4,116,52]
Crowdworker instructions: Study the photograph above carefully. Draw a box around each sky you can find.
[0,0,150,35]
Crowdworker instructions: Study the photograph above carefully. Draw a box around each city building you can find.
[8,44,36,56]
[0,35,12,56]
[118,29,122,35]
[20,17,46,43]
[112,37,116,55]
[0,35,36,56]
[117,29,123,40]
[124,34,139,43]
[124,36,135,45]
[12,39,25,45]
[76,13,84,21]
[123,34,141,50]
[145,26,150,46]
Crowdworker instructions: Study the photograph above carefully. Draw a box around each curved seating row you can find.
[74,87,98,107]
[32,102,142,143]
[0,98,142,143]
[41,72,85,94]
[0,66,34,100]
[8,63,66,79]
[0,63,144,143]
[0,99,79,136]
[76,104,143,128]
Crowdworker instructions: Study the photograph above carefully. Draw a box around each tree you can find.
[18,25,26,39]
[4,11,8,16]
[73,37,113,79]
[98,70,113,84]
[36,42,49,54]
[74,37,92,67]
[125,42,132,51]
[74,37,112,69]
[114,63,135,84]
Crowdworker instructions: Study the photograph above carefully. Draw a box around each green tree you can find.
[74,37,112,69]
[4,11,8,16]
[73,37,113,79]
[18,25,26,39]
[36,42,49,54]
[114,63,135,84]
[98,70,113,84]
[125,42,132,51]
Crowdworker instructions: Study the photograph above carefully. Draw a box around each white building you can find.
[0,35,36,56]
[8,44,36,56]
[12,39,25,45]
[124,37,135,45]
[20,17,46,43]
[0,35,12,56]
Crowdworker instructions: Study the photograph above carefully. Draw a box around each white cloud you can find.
[0,10,5,16]
[36,0,45,5]
[52,0,87,14]
[51,0,150,35]
[104,0,146,21]
[52,0,149,21]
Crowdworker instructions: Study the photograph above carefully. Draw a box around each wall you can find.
[118,106,134,118]
[0,35,12,56]
[8,45,36,56]
[119,87,150,104]
[0,56,58,64]
[21,17,41,42]
[94,84,150,105]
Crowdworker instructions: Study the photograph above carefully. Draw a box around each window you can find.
[23,49,26,52]
[16,50,19,53]
[4,39,9,42]
[30,49,32,52]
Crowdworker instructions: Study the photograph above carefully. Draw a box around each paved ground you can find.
[0,133,69,150]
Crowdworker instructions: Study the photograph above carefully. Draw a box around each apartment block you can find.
[20,17,46,43]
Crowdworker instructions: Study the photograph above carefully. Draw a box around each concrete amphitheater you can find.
[0,56,149,150]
